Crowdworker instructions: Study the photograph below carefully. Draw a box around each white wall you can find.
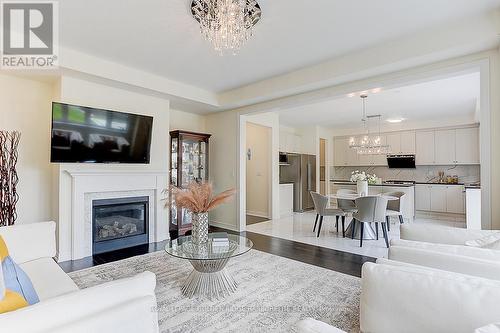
[246,122,271,218]
[205,110,239,230]
[0,73,54,224]
[169,108,206,132]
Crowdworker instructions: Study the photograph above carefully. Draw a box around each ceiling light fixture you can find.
[349,95,390,155]
[386,118,405,123]
[191,0,262,56]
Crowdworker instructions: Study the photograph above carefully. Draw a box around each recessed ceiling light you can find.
[387,118,405,123]
[371,88,382,93]
[347,93,356,98]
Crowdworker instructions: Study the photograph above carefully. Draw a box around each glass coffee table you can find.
[165,233,253,299]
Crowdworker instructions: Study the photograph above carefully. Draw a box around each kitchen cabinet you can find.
[415,184,465,214]
[429,186,447,212]
[279,131,302,153]
[455,127,479,164]
[446,185,465,214]
[386,133,401,154]
[386,131,416,154]
[334,138,348,166]
[416,131,435,165]
[333,125,478,167]
[415,185,431,211]
[279,183,294,217]
[435,129,456,165]
[400,131,416,154]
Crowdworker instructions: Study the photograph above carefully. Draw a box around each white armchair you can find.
[0,222,159,333]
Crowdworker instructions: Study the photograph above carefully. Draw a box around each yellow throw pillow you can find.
[0,290,28,313]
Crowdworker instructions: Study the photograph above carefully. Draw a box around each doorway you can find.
[246,122,272,225]
[319,138,326,195]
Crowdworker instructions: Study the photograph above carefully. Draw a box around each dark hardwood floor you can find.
[59,228,375,277]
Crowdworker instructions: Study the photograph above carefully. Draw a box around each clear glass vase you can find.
[192,212,209,245]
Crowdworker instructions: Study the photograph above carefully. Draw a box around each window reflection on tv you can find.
[50,102,153,163]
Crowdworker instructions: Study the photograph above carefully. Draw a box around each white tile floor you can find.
[246,211,465,258]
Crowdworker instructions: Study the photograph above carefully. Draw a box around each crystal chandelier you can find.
[191,0,262,55]
[349,95,389,155]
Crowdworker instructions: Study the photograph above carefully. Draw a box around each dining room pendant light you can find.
[349,95,389,155]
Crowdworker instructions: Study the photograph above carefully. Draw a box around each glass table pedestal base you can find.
[182,258,237,299]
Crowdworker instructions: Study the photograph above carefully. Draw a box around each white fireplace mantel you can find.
[56,169,169,262]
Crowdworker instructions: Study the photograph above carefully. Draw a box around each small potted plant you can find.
[165,182,236,245]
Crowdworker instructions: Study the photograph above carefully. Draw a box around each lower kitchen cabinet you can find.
[430,186,447,212]
[415,184,465,214]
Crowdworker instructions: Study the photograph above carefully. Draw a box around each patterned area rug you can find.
[69,250,360,332]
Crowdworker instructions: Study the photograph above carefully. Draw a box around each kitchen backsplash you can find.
[332,165,480,184]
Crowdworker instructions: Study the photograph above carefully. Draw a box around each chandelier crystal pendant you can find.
[349,95,390,155]
[191,0,262,55]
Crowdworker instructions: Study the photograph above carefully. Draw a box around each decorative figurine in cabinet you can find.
[169,130,211,239]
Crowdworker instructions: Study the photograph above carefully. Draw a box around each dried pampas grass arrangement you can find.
[165,182,236,213]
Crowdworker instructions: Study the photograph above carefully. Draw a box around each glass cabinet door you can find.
[181,137,207,187]
[170,138,178,186]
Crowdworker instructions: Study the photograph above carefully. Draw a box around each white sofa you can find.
[0,221,159,333]
[298,224,500,333]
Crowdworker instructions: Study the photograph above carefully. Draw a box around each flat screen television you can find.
[50,102,153,163]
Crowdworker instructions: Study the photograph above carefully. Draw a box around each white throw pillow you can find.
[465,233,500,250]
[0,262,5,300]
[475,323,500,333]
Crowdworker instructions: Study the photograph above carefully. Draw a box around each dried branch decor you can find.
[0,131,21,226]
[165,182,236,213]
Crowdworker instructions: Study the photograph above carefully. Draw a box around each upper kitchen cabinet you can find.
[400,131,416,154]
[387,131,416,154]
[279,130,302,154]
[417,127,480,166]
[334,137,348,166]
[455,127,480,164]
[416,131,435,165]
[334,137,359,166]
[434,129,456,165]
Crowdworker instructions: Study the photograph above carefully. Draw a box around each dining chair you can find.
[336,189,357,238]
[384,191,405,231]
[352,196,390,248]
[310,191,346,237]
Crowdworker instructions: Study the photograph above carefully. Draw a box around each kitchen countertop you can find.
[331,180,480,188]
[330,180,415,188]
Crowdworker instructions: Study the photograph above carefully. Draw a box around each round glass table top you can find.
[165,233,253,261]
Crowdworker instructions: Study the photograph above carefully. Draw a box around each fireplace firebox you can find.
[92,196,149,254]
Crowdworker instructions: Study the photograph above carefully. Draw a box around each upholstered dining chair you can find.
[336,189,357,237]
[310,191,346,238]
[384,191,405,231]
[352,196,390,248]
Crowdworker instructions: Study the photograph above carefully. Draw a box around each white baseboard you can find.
[416,210,466,223]
[209,220,241,232]
[246,210,270,219]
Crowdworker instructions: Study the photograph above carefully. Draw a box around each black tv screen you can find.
[50,102,153,163]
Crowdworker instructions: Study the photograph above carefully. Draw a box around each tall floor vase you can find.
[0,131,21,226]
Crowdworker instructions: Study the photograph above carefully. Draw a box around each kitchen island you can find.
[330,181,415,223]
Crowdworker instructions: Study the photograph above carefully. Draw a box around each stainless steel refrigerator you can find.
[279,154,316,212]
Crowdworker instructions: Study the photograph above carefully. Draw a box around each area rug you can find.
[69,250,360,333]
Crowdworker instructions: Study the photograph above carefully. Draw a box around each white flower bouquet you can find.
[350,170,367,182]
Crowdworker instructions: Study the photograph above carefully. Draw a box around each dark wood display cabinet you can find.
[169,130,211,239]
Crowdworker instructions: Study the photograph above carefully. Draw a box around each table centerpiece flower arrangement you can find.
[350,170,380,195]
[165,182,236,245]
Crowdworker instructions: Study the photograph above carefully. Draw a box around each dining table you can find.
[328,193,399,240]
